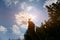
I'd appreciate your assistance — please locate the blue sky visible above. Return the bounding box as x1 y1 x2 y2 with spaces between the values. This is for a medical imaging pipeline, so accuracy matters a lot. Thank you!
0 0 57 40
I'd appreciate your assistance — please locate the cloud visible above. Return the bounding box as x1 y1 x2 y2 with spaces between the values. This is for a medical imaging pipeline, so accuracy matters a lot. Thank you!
13 11 29 35
27 6 33 11
0 25 7 33
43 0 57 8
3 0 19 7
28 0 40 2
12 24 27 34
12 24 27 40
20 2 27 10
15 11 30 25
12 25 21 35
3 0 34 11
20 2 34 11
20 34 24 40
12 12 29 39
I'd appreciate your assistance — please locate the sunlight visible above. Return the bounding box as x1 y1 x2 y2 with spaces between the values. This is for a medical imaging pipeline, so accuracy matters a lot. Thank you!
15 11 36 25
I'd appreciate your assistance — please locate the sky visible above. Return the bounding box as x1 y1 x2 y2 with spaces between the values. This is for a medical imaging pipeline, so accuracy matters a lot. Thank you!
0 0 57 40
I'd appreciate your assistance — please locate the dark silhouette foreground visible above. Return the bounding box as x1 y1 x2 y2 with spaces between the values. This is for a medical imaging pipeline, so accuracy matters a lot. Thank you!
24 19 40 40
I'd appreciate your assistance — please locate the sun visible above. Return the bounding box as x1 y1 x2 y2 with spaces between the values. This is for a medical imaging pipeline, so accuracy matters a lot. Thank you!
15 11 36 25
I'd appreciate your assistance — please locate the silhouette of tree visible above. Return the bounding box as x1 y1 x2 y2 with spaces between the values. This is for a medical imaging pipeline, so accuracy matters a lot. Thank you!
45 1 60 40
24 18 40 40
37 1 60 40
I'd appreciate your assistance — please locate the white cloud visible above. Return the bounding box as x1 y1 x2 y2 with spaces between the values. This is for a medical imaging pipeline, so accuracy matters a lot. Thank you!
20 2 27 10
12 24 27 34
27 6 33 11
3 0 34 11
0 25 7 33
12 24 27 40
15 11 29 25
28 0 40 2
20 2 34 11
43 0 57 8
3 0 19 7
12 25 21 35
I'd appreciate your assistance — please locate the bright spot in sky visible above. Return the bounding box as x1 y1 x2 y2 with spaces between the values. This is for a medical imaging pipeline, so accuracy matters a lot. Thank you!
15 11 36 26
